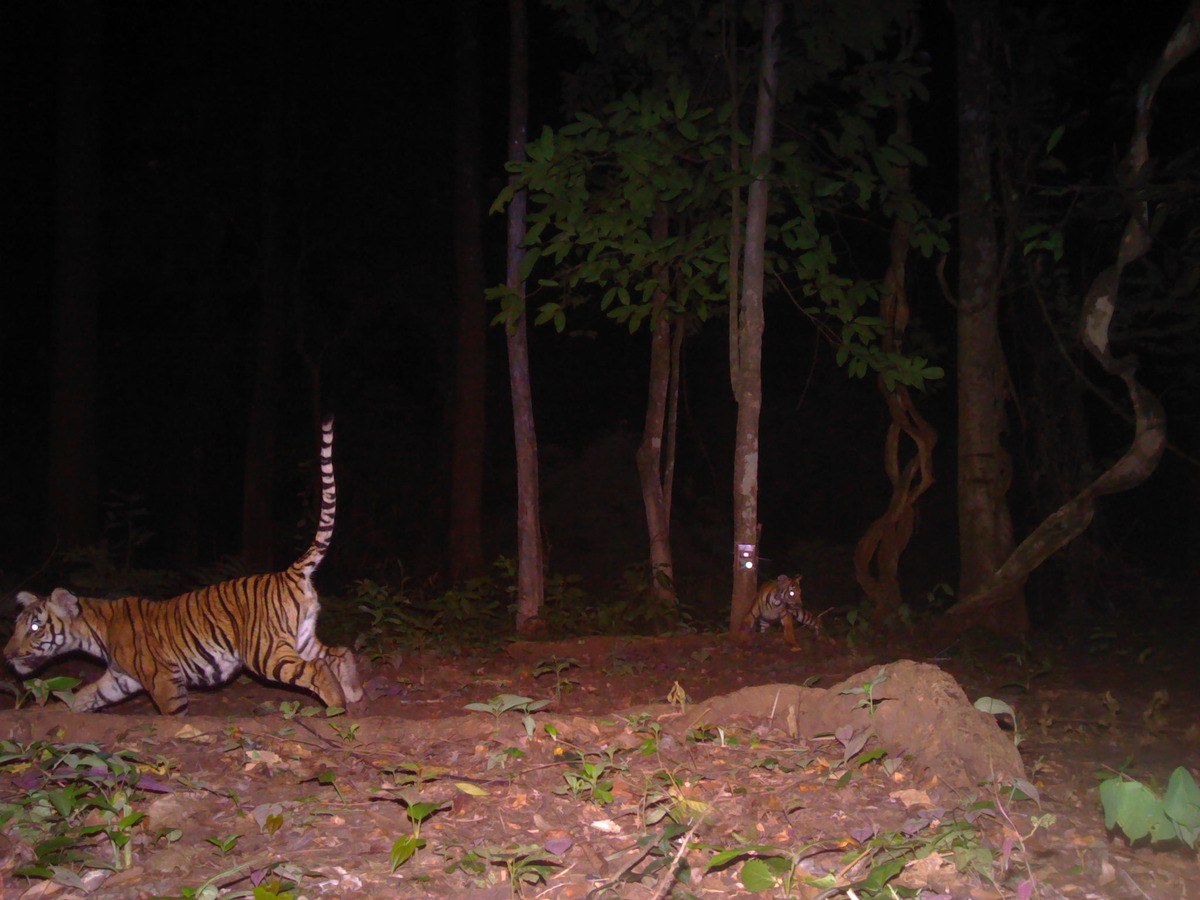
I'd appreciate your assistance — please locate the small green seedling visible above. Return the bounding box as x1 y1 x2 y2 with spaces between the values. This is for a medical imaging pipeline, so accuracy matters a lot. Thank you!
206 834 241 856
559 761 614 804
464 694 550 736
389 799 450 872
840 668 889 716
532 657 581 699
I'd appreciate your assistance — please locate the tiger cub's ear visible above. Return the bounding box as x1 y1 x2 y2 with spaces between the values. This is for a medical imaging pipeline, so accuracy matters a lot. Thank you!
47 588 82 616
775 575 791 588
15 591 41 609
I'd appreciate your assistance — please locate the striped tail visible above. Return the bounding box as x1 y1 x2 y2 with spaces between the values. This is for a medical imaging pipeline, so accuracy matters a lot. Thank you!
291 416 336 579
793 607 823 636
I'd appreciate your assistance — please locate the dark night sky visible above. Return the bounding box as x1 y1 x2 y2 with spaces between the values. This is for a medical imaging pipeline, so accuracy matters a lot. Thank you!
3 1 1198 609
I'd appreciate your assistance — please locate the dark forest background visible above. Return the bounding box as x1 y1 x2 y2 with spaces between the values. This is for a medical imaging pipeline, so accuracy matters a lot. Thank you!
3 0 1199 628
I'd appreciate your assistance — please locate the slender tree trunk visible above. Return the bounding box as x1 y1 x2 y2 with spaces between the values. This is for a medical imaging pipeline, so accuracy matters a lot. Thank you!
449 0 487 580
506 0 544 632
954 0 1024 632
48 0 102 551
729 0 781 631
635 204 678 605
941 0 1194 628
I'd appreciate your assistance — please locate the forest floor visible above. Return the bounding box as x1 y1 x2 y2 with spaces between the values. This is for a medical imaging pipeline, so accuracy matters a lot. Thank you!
0 619 1198 900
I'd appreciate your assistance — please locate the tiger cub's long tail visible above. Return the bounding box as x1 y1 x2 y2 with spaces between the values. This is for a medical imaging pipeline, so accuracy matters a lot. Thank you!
290 416 337 581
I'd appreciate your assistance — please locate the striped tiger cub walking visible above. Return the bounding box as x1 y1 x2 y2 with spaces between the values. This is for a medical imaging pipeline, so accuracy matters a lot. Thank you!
4 417 363 715
739 574 821 648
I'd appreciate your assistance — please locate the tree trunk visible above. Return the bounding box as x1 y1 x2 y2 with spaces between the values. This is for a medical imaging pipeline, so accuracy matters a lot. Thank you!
635 204 679 605
729 0 781 631
48 0 102 551
954 0 1024 633
506 0 544 633
941 0 1195 628
449 0 488 581
854 95 938 621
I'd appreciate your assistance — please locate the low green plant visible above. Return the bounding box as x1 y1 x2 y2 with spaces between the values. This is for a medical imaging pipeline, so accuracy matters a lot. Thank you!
704 842 814 895
277 700 322 720
206 833 241 856
2 675 82 710
626 714 664 755
389 798 450 872
685 723 728 745
443 842 563 898
558 760 615 804
1099 766 1200 849
839 667 889 717
974 696 1023 747
148 861 303 900
329 721 361 743
464 694 550 736
831 725 888 780
349 575 434 657
586 562 691 634
532 656 580 699
639 769 711 827
252 802 286 836
0 740 166 886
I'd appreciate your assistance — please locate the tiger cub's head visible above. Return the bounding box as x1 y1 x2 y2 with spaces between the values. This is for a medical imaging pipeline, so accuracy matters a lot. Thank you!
767 574 801 608
5 589 86 675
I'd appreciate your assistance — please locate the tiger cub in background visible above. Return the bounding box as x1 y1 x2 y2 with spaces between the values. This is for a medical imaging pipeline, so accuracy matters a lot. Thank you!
4 417 363 715
739 574 821 648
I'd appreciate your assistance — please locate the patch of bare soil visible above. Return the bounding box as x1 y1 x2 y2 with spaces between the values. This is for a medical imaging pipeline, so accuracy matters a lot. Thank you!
1 629 1198 899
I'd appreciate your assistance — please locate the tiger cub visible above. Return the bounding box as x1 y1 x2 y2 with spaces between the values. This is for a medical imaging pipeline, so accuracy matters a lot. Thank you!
739 574 821 647
4 417 363 715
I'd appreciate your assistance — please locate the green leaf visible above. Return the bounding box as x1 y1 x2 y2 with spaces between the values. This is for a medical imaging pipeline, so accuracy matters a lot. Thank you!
406 802 444 824
1100 777 1176 842
533 302 561 328
853 856 906 892
1005 777 1041 805
390 835 425 871
517 247 540 283
454 780 490 797
974 697 1015 718
1163 767 1200 847
704 845 782 871
739 857 780 891
39 676 82 692
34 835 80 858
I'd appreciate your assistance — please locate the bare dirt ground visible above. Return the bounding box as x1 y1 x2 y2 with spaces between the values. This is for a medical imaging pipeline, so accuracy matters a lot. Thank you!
1 624 1198 899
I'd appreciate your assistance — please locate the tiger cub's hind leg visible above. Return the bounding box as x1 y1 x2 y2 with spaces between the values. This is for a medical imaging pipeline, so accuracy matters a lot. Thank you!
324 644 363 704
144 669 191 715
254 649 351 710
